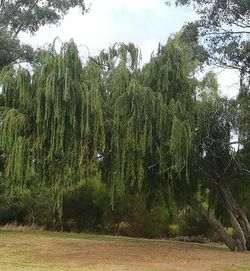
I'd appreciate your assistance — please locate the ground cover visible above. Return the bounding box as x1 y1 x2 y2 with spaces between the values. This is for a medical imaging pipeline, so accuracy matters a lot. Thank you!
0 230 249 271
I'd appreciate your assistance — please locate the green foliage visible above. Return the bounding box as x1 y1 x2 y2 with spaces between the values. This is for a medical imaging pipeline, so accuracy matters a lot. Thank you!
167 0 250 87
1 109 28 152
146 206 170 238
107 195 170 238
0 184 55 227
0 0 87 71
0 0 87 35
0 36 209 234
0 36 197 203
93 38 199 211
1 34 249 250
168 224 181 237
0 41 106 220
238 92 250 143
180 209 214 237
0 31 33 71
175 23 208 72
143 39 190 102
63 180 110 232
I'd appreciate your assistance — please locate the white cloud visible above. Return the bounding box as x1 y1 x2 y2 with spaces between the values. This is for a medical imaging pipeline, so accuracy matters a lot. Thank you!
18 1 240 96
217 68 240 98
19 0 196 62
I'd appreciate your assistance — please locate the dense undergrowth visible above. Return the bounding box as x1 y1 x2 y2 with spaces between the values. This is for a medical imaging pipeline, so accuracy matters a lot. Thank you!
0 180 220 240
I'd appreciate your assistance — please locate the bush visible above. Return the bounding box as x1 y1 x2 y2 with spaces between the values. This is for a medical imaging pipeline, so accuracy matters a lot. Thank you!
0 185 55 227
0 200 26 225
21 188 55 227
179 209 213 237
107 195 170 238
144 206 170 238
62 180 110 232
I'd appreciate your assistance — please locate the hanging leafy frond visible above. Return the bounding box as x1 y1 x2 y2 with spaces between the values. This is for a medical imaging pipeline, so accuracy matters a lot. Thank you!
169 116 193 182
142 38 190 103
1 109 29 152
5 136 31 185
0 40 106 217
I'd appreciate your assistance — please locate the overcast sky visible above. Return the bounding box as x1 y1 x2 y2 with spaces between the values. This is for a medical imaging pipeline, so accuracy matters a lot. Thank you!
19 0 239 97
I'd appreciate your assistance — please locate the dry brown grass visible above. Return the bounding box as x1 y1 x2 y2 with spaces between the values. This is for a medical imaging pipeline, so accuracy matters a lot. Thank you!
0 231 249 271
0 223 45 232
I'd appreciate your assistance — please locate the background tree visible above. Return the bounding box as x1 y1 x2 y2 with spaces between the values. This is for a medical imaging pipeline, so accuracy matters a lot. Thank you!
0 0 87 70
166 0 250 77
0 0 87 35
165 0 250 250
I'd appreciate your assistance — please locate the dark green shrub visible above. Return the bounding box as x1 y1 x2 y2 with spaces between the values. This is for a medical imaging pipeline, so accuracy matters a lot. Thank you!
21 188 55 227
62 181 110 232
107 195 170 238
144 206 170 238
179 209 213 237
0 185 55 227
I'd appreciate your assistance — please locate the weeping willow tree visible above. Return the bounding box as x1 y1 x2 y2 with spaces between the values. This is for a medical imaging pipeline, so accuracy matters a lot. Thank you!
99 37 250 252
93 43 168 206
0 40 105 224
90 40 208 244
1 36 249 251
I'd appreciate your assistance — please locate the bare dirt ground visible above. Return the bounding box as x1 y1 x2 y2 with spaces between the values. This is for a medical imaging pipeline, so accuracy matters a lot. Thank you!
0 232 250 271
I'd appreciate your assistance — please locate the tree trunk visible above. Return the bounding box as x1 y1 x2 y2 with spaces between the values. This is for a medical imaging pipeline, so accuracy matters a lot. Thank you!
228 211 246 251
190 199 238 251
218 179 250 250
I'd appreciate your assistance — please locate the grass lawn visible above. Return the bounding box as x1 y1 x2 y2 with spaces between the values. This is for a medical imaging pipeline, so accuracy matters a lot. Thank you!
0 230 249 271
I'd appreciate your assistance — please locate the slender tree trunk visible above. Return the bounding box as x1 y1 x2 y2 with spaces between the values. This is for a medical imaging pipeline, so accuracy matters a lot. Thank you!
190 199 238 251
228 211 246 251
218 179 250 250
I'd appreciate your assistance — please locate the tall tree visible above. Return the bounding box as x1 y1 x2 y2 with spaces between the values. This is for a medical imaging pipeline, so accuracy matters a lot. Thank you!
0 1 88 189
